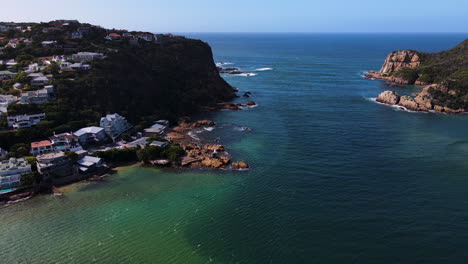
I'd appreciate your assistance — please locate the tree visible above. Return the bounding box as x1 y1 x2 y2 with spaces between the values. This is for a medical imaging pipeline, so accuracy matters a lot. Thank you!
20 172 42 186
65 151 79 161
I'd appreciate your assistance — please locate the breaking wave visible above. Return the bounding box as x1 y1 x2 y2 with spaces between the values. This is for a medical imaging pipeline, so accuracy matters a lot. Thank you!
255 67 273 71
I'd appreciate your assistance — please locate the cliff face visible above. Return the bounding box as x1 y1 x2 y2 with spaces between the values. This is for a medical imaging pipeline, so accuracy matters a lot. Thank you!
368 39 468 113
55 38 236 122
378 50 421 74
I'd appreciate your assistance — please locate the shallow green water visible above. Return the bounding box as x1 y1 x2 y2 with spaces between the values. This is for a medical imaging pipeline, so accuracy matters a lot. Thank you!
2 33 468 263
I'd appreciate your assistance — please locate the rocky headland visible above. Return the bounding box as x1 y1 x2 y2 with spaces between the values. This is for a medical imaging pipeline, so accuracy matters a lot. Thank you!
167 120 249 169
367 39 468 113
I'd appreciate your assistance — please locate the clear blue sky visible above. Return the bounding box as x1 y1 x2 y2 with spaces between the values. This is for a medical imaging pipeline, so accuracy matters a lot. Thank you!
2 0 467 33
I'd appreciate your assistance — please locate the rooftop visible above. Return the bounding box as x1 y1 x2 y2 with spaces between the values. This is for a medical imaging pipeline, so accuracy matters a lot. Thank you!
74 126 104 137
31 140 52 148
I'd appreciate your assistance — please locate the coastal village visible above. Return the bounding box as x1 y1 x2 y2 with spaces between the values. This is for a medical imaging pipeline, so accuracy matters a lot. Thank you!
0 20 250 202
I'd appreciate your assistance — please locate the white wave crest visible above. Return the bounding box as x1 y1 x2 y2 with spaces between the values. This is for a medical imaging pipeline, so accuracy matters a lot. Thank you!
203 126 215 131
365 97 427 114
255 67 273 71
232 73 257 77
216 62 234 67
187 131 200 140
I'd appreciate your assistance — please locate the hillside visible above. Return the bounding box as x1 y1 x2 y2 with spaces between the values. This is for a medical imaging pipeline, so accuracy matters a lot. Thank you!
0 21 235 149
367 39 468 112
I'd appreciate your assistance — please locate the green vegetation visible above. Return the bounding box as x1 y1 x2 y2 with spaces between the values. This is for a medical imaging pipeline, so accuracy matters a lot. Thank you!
0 21 234 152
20 172 42 186
392 39 468 109
95 142 185 164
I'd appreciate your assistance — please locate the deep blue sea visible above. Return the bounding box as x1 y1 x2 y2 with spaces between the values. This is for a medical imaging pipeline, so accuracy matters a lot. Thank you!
1 33 468 263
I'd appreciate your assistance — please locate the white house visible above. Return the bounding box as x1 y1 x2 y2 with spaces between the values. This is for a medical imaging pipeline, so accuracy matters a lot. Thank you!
0 158 32 189
20 86 53 104
138 33 153 42
41 40 58 47
7 113 46 129
73 126 107 145
12 83 24 89
31 76 50 86
72 52 104 62
0 94 18 112
52 55 70 63
77 155 104 174
69 63 91 71
99 113 132 141
49 132 83 152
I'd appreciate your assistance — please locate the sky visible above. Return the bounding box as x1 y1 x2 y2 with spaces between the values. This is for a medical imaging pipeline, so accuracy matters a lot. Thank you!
1 0 467 33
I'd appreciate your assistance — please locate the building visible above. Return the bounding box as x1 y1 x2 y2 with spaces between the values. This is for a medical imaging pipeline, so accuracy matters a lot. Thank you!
0 158 31 189
138 33 153 42
69 63 91 71
0 70 17 80
143 120 169 137
100 113 132 141
0 94 18 112
150 140 168 148
20 87 53 104
52 55 70 63
49 132 83 152
41 40 58 47
7 113 46 129
31 76 50 86
0 148 8 159
30 140 54 156
71 31 83 39
72 52 104 62
73 126 107 145
105 33 121 41
77 155 104 174
36 151 73 178
12 83 24 89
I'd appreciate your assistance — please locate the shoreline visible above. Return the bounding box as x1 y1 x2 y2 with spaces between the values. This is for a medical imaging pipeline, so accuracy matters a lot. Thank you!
365 71 466 114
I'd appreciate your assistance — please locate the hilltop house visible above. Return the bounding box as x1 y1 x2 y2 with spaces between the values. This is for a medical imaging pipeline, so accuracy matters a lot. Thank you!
0 158 32 189
106 33 121 41
73 126 107 146
71 31 83 39
138 33 153 42
99 113 132 141
7 113 46 129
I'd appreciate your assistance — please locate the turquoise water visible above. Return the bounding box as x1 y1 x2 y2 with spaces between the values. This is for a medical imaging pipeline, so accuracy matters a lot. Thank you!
1 33 468 263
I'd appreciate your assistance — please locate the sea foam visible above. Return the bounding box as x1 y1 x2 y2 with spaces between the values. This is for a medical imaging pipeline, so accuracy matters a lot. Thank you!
255 67 273 71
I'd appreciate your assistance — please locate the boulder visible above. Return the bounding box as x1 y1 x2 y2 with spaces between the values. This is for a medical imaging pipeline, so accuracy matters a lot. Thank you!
376 90 400 105
201 157 224 168
192 120 216 127
232 161 249 169
246 101 256 106
398 96 419 111
204 144 225 152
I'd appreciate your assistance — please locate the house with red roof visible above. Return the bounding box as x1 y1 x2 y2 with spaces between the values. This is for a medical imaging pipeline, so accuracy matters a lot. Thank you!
31 140 54 156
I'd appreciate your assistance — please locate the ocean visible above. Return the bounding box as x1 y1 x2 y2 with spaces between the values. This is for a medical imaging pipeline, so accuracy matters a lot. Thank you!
1 33 468 263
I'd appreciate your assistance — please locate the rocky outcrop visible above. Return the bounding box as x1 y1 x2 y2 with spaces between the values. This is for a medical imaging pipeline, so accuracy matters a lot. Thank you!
375 86 465 113
379 50 421 74
232 161 249 169
398 96 419 111
376 90 400 105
